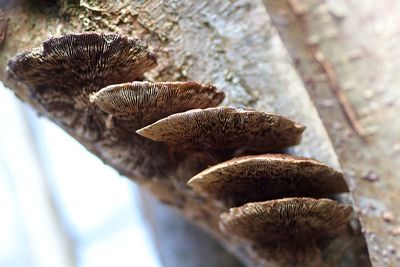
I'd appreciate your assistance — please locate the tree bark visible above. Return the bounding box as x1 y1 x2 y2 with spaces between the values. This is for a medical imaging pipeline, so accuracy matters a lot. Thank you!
262 1 400 266
1 0 371 266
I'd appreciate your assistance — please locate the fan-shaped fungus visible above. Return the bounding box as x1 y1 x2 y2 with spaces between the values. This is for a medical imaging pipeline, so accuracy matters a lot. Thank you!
137 107 305 153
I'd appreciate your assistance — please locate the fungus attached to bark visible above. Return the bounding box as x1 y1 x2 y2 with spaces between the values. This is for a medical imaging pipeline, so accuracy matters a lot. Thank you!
90 81 224 127
220 197 352 242
7 32 157 140
136 107 305 153
5 32 358 267
187 154 349 206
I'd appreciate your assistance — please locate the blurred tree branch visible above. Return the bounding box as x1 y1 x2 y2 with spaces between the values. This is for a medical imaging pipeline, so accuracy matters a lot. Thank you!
262 1 400 266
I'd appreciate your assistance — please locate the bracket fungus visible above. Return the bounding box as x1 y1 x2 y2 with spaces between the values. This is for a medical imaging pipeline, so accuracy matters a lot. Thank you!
137 107 306 153
6 32 356 267
7 32 157 140
4 32 226 180
90 81 225 127
188 154 349 206
220 197 352 242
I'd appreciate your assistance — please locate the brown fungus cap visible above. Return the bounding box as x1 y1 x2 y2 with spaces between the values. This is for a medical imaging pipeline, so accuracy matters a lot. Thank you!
90 81 224 127
7 32 156 140
220 197 352 242
188 154 349 206
136 107 305 152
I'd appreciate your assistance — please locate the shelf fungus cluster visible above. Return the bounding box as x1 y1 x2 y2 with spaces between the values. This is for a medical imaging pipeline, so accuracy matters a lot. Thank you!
7 33 352 266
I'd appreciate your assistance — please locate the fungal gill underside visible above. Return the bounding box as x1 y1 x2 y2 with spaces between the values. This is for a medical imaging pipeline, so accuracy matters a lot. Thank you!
6 32 354 267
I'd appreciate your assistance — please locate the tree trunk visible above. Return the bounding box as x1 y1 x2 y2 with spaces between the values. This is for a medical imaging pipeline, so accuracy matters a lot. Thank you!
1 0 373 266
262 1 400 266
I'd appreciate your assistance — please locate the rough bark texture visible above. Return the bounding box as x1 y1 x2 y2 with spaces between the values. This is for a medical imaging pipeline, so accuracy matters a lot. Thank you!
1 0 371 266
262 1 400 266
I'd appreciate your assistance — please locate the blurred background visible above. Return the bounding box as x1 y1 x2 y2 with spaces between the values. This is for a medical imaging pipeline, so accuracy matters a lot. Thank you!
0 81 163 267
